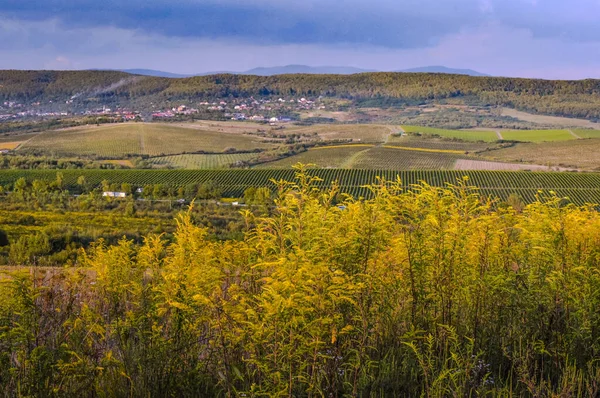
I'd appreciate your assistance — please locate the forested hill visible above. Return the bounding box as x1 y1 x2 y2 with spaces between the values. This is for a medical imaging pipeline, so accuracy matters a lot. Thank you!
2 70 600 119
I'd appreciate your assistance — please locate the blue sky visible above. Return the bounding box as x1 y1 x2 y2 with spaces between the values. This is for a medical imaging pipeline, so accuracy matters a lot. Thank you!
0 0 599 79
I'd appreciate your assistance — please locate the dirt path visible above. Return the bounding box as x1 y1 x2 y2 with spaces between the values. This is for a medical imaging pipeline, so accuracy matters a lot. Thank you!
139 124 147 154
568 129 581 139
495 130 503 140
340 147 373 168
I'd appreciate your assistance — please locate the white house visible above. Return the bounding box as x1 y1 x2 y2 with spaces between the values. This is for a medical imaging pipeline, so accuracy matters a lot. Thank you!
103 192 127 198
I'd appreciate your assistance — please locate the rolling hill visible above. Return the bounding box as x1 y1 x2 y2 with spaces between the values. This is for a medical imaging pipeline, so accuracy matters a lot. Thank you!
3 70 600 119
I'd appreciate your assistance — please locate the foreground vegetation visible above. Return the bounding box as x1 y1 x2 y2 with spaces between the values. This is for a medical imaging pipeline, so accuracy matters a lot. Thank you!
1 168 600 396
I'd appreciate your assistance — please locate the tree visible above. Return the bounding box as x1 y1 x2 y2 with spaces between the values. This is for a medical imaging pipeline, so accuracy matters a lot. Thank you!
0 229 8 247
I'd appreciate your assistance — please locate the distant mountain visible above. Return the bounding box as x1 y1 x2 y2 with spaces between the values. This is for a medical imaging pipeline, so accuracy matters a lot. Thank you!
114 65 488 78
114 69 193 78
115 65 375 77
396 66 489 77
242 65 375 76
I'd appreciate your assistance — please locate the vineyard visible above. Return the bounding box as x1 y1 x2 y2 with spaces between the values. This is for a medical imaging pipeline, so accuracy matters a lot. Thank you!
147 153 257 169
385 136 496 152
487 138 600 171
18 123 274 157
401 125 498 142
350 147 461 169
2 168 600 204
262 145 373 168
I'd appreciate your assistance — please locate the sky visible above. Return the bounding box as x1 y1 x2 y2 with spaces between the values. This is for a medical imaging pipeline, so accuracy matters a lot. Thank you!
0 0 599 79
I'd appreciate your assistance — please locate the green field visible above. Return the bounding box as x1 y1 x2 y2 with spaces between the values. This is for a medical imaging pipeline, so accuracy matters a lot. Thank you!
2 169 600 204
574 129 600 139
147 153 257 169
401 126 498 142
501 129 574 142
19 123 274 157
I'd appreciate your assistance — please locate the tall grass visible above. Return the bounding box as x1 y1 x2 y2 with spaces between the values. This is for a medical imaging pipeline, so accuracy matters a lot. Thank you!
1 166 600 396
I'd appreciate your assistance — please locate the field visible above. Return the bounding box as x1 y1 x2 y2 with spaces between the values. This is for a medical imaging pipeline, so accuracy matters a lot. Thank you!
18 123 274 157
574 129 600 138
486 139 600 170
2 169 600 204
454 159 566 171
502 107 600 129
283 124 392 142
500 129 574 142
401 125 498 142
262 145 463 169
262 145 373 168
350 147 461 169
386 135 497 152
0 141 22 150
147 153 257 169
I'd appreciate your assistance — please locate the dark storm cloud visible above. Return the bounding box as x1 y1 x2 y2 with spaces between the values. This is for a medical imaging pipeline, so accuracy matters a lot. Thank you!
0 0 485 48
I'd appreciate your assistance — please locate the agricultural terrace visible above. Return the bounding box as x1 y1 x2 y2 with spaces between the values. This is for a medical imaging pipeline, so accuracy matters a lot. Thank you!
18 123 275 157
500 129 574 142
2 169 600 205
401 125 498 142
147 153 257 169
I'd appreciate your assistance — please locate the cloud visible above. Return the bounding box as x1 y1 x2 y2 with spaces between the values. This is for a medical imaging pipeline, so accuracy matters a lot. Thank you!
1 0 600 79
0 0 486 49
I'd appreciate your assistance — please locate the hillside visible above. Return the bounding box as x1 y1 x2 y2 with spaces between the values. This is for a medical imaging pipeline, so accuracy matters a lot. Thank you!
2 70 600 118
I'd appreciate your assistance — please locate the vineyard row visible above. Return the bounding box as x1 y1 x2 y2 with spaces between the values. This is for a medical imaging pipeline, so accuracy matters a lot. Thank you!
1 169 599 204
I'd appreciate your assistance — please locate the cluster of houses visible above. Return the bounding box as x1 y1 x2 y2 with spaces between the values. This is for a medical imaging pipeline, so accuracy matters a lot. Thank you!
0 95 328 124
152 96 325 122
152 105 199 119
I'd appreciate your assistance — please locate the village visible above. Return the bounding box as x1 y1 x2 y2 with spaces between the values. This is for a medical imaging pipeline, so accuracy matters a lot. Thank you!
1 95 327 124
